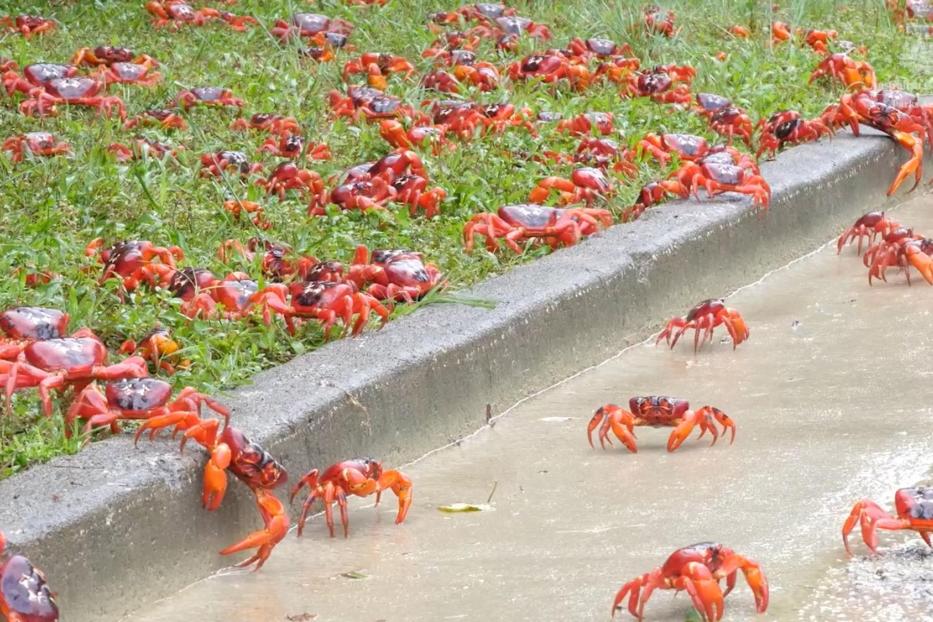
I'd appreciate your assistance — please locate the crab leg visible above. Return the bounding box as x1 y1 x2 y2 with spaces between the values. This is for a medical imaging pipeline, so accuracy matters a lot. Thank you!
886 130 924 195
715 553 769 613
676 562 725 622
842 499 911 554
611 570 654 619
220 489 289 571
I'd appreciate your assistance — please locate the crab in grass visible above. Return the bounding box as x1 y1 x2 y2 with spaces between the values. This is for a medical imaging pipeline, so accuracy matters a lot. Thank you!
821 89 927 195
138 413 289 570
657 299 749 352
422 62 500 93
66 378 226 437
348 246 444 302
694 93 755 146
837 211 900 255
145 1 256 30
200 150 263 178
809 53 876 90
863 228 933 285
643 5 677 36
231 113 302 136
95 59 162 87
528 167 614 207
2 63 77 97
260 133 331 161
257 162 327 205
637 132 711 166
2 132 70 163
108 138 177 162
756 110 832 158
612 542 768 622
223 199 271 230
180 272 260 320
251 280 391 336
71 46 151 67
20 77 126 119
379 119 451 153
0 14 56 37
86 239 184 292
557 112 615 137
588 396 735 454
323 177 396 215
290 458 412 538
174 86 243 110
328 86 415 122
802 29 837 54
119 326 186 375
270 13 353 42
464 204 613 254
622 65 695 105
508 53 591 90
0 307 71 361
124 108 187 131
843 487 933 554
564 37 634 62
218 238 321 282
481 15 553 47
771 20 792 43
343 53 416 90
0 531 59 622
0 333 148 417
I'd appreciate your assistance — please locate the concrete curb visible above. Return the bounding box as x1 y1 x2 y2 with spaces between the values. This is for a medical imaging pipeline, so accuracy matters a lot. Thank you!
0 128 925 621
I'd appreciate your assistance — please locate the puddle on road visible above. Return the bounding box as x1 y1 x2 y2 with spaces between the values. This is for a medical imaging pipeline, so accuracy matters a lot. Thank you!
126 194 933 622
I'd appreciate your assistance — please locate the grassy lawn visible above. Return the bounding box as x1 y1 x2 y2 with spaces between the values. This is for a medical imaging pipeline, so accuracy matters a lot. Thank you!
0 0 928 478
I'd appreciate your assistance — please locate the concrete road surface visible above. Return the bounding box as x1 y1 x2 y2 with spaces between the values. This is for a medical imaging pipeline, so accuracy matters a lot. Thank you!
127 193 933 622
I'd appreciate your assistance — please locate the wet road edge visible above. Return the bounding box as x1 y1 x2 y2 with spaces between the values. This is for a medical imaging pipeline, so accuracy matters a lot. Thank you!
0 126 929 621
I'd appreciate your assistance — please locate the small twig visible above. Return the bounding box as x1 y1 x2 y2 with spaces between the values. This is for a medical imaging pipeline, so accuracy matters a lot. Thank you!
486 480 498 504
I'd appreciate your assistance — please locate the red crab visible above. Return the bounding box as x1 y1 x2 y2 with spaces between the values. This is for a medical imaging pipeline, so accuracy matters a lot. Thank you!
251 281 391 336
671 149 771 209
836 211 900 255
557 112 615 137
65 378 226 437
0 334 148 417
508 53 591 90
223 200 271 230
324 177 396 215
290 458 412 538
71 46 150 67
95 59 162 87
637 132 711 165
809 53 876 90
464 203 613 254
424 99 488 138
200 150 263 177
622 65 695 105
0 532 59 622
656 299 749 351
643 5 677 36
771 20 792 43
328 86 415 122
145 1 256 30
270 13 353 42
0 14 56 37
0 307 70 361
119 326 186 375
872 89 933 140
348 245 444 302
108 138 177 162
257 162 327 204
138 414 289 570
2 63 77 97
231 113 302 136
124 108 188 131
343 53 416 90
863 229 933 285
218 238 320 282
843 487 933 554
20 77 126 119
528 167 614 206
86 239 184 292
803 29 837 54
694 93 755 146
423 59 500 93
587 396 735 453
180 272 260 320
2 132 70 163
260 133 332 161
565 36 633 61
379 119 451 153
756 110 832 158
390 174 447 218
821 89 927 195
482 15 553 48
553 137 637 176
174 86 243 110
728 24 750 37
612 542 768 622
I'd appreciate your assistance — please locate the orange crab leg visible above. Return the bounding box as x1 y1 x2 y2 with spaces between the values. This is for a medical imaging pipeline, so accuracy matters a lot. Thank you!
715 554 769 613
842 499 909 554
676 562 725 622
886 129 924 196
220 489 289 571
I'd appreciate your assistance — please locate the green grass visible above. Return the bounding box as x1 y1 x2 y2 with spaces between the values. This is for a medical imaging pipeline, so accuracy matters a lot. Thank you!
0 0 928 478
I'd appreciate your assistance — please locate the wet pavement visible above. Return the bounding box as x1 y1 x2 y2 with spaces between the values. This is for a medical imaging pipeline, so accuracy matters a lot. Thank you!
127 193 933 622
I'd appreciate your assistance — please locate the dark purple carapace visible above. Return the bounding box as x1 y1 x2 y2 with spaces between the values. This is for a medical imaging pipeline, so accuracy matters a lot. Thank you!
222 426 287 489
25 337 106 371
1 553 59 621
23 63 73 85
169 267 216 300
191 86 223 101
499 204 560 228
0 307 67 341
696 92 731 112
629 396 690 425
293 12 329 34
685 299 726 321
106 378 172 412
47 77 99 99
900 487 933 520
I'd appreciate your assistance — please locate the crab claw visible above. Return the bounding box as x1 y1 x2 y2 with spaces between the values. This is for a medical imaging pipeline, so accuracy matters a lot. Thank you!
680 561 725 622
220 489 289 571
378 469 413 524
905 242 933 285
